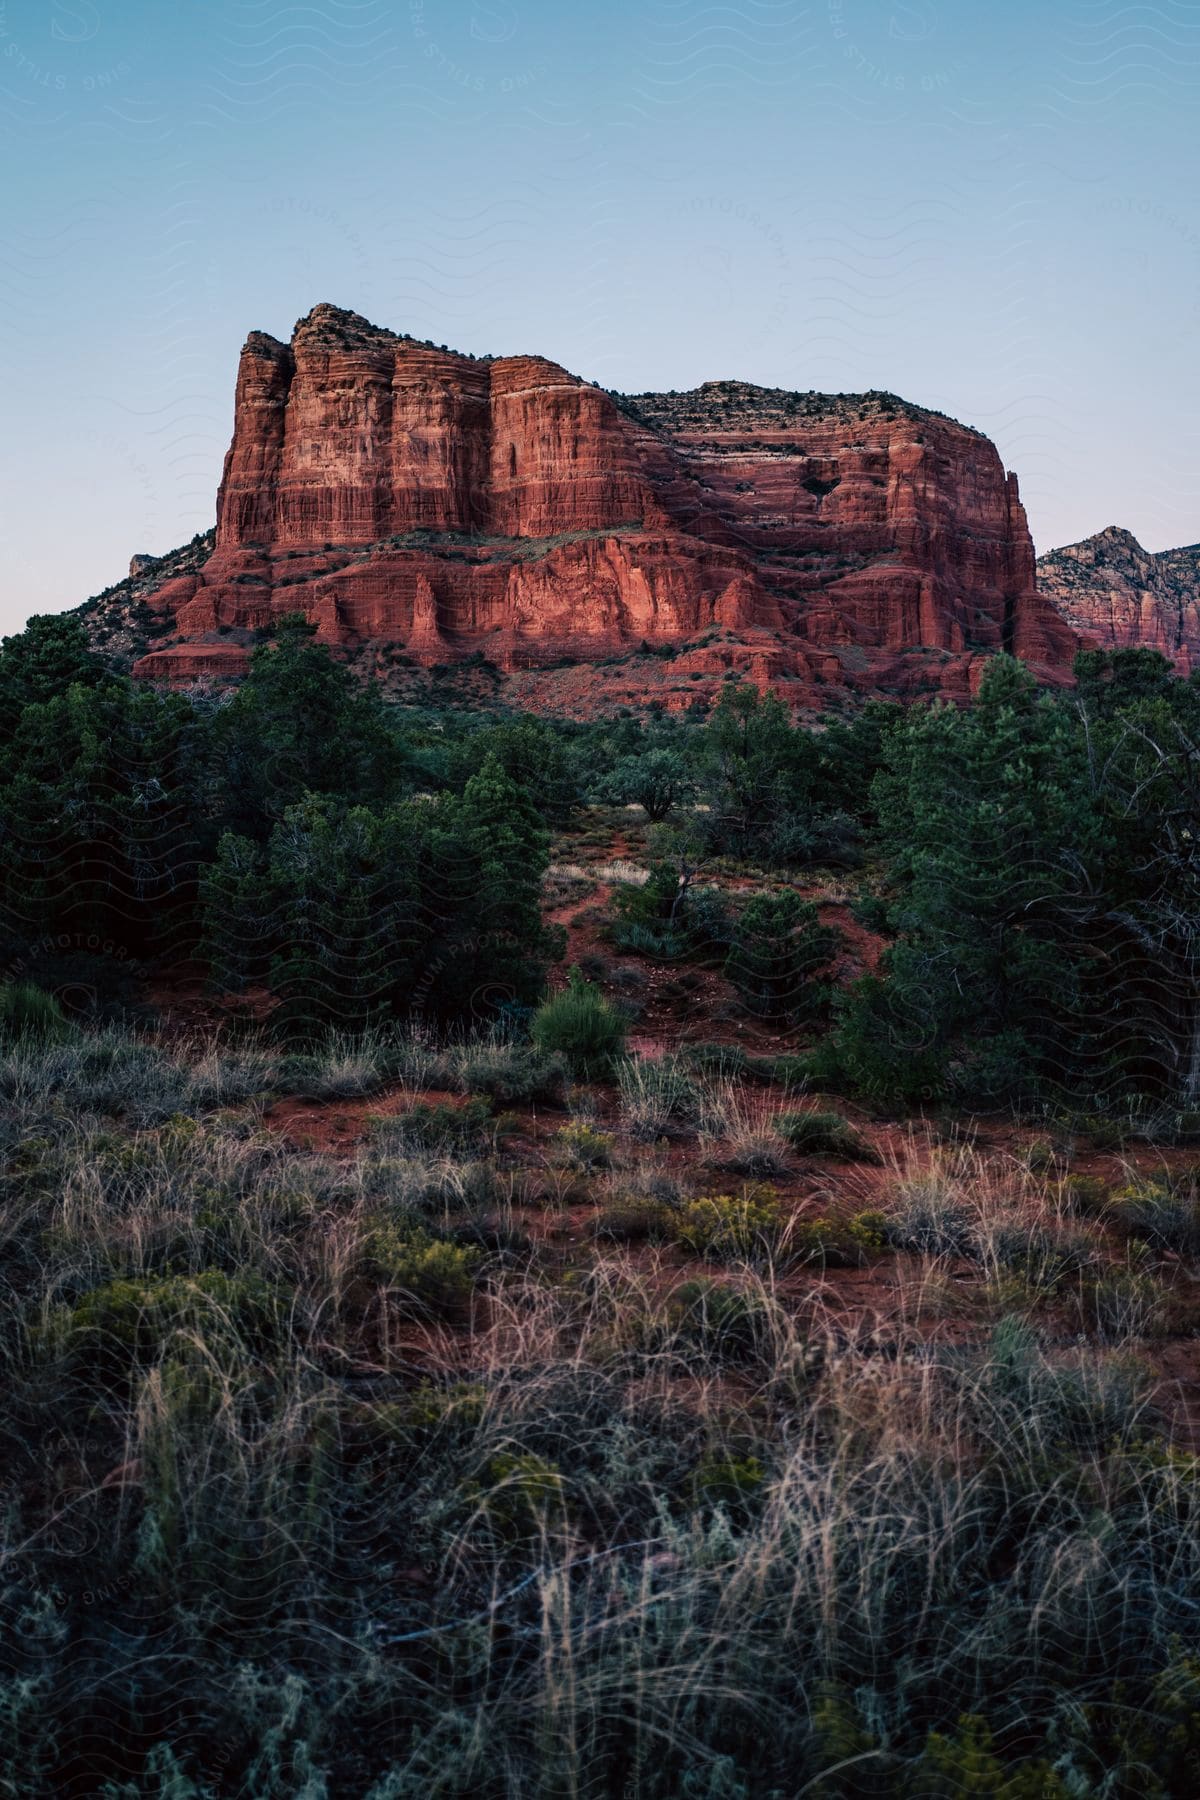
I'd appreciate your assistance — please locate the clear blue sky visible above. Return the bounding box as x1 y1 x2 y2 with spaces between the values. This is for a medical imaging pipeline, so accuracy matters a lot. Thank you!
3 0 1198 629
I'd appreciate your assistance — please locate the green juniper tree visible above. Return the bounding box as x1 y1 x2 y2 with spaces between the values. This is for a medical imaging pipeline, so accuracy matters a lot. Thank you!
209 614 405 840
726 888 840 1025
0 612 106 745
599 748 696 821
829 656 1100 1105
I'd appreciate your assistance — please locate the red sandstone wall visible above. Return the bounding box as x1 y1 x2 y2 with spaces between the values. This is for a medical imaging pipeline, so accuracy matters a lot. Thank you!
131 304 1077 698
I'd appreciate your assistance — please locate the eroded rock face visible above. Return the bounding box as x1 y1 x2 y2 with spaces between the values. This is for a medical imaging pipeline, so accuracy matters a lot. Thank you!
1036 526 1200 675
127 303 1076 705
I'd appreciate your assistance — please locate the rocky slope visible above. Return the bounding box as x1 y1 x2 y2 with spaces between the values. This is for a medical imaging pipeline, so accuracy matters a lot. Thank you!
107 302 1076 709
1036 527 1200 675
79 531 216 669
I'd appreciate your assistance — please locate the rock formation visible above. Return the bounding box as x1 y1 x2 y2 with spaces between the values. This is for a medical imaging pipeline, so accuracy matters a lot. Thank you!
1036 526 1200 675
116 302 1077 708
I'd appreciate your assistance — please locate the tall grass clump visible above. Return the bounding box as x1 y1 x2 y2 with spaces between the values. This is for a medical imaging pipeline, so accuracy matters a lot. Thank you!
449 1027 567 1105
616 1053 703 1139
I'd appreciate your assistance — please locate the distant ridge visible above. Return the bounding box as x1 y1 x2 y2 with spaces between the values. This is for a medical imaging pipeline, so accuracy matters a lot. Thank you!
1036 526 1200 675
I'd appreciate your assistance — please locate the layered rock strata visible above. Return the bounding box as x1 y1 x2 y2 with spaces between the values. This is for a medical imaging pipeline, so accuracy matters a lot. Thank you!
118 303 1077 705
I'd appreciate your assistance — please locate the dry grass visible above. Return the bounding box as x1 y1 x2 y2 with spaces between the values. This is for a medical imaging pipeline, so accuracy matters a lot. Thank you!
0 1028 1195 1795
594 858 650 886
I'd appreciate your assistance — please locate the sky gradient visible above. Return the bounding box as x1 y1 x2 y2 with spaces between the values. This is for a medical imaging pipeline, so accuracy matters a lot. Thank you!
3 0 1199 631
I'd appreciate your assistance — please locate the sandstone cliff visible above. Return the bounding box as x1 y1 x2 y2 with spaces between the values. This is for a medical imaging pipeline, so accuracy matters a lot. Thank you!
1036 526 1200 675
117 303 1076 709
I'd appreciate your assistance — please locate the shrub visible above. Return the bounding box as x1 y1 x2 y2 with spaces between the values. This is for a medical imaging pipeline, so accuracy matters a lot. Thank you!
1019 1136 1061 1173
1061 1173 1111 1217
0 983 68 1042
725 890 839 1024
598 749 695 821
976 1314 1154 1450
666 1277 777 1365
1108 1178 1200 1255
778 1108 877 1161
609 918 687 960
372 1097 498 1157
787 1213 885 1267
885 1191 976 1257
1078 1250 1166 1341
767 1052 819 1089
688 1450 766 1519
59 1269 285 1387
684 1042 751 1080
531 969 626 1077
480 1451 566 1539
451 1036 567 1106
551 1122 614 1169
848 1208 888 1251
274 1030 398 1099
592 1194 677 1243
364 1224 482 1318
674 1190 783 1262
715 1126 792 1179
982 1222 1096 1294
395 1380 487 1440
906 1713 1071 1798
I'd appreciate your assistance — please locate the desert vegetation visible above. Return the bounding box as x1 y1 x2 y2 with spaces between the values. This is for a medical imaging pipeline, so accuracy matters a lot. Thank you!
2 616 1200 1793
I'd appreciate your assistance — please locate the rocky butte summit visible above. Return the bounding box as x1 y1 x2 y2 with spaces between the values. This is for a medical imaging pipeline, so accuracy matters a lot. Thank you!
95 303 1082 711
1036 526 1200 676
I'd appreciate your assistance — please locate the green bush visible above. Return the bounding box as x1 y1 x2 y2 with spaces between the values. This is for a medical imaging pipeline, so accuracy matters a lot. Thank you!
372 1096 498 1157
788 1213 885 1267
479 1451 566 1539
726 890 839 1024
551 1121 614 1169
1108 1178 1200 1254
778 1108 877 1160
364 1224 482 1318
395 1380 488 1440
609 917 687 960
1061 1173 1111 1216
0 982 68 1042
616 1054 703 1139
531 968 627 1077
904 1713 1071 1798
452 1036 567 1105
592 1193 678 1243
688 1450 766 1519
666 1277 777 1365
60 1269 285 1387
674 1190 783 1262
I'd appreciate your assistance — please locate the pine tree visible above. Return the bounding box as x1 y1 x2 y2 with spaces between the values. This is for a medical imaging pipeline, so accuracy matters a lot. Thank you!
832 656 1099 1104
